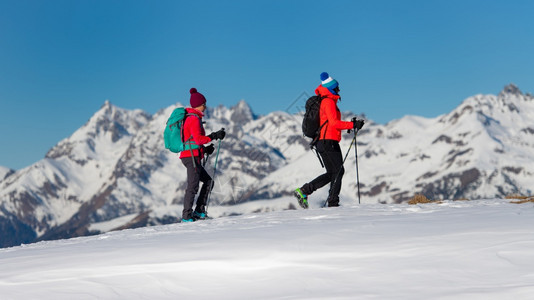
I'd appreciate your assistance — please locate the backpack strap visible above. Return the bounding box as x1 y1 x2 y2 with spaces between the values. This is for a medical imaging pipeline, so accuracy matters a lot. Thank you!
181 113 203 170
310 95 330 168
312 146 325 168
182 135 197 170
310 95 329 147
310 120 328 147
180 113 201 143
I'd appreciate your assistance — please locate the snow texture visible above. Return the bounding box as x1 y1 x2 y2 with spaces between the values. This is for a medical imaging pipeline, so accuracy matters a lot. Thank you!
1 198 533 299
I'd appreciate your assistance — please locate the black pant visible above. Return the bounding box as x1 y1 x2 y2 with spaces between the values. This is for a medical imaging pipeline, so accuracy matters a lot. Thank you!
301 140 344 207
181 157 213 219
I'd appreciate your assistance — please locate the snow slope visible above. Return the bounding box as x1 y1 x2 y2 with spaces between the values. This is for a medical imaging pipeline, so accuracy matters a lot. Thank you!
1 198 533 300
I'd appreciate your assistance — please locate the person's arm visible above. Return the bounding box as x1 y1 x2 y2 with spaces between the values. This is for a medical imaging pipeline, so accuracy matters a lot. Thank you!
189 117 212 146
323 99 353 130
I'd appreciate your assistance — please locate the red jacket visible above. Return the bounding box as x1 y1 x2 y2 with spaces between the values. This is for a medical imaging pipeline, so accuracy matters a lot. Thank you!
315 85 354 142
179 108 212 159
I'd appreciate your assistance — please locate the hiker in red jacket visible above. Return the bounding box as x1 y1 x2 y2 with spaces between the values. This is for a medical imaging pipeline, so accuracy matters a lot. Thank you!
294 72 364 208
180 88 225 222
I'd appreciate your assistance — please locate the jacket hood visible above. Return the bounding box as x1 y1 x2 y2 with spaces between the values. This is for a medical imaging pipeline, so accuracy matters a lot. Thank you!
186 107 204 117
315 85 340 102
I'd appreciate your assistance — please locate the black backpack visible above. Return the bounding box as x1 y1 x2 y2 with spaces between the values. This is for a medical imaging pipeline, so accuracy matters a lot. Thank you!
302 95 327 141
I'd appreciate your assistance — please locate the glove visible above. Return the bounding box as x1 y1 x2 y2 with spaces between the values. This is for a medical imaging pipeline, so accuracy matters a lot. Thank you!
204 144 215 155
352 117 365 130
208 128 226 141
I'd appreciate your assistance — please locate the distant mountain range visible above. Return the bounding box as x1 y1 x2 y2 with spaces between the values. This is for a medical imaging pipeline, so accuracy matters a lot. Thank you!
1 84 533 248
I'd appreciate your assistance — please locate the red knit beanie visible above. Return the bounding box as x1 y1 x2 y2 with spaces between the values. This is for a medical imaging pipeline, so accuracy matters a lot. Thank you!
190 88 206 108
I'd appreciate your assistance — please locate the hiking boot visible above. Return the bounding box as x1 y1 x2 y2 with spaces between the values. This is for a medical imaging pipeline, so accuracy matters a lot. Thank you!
294 188 309 209
193 211 207 220
327 197 340 207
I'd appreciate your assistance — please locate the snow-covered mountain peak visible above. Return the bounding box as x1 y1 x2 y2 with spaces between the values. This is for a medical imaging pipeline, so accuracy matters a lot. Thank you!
92 100 124 125
46 101 151 161
0 166 14 180
230 99 256 124
440 84 534 128
89 101 151 141
499 83 523 98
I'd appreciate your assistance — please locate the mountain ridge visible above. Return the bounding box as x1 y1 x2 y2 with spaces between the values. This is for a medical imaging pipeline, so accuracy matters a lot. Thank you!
1 84 533 248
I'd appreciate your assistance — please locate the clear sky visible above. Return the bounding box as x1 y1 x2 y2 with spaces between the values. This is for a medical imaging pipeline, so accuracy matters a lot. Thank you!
1 0 533 170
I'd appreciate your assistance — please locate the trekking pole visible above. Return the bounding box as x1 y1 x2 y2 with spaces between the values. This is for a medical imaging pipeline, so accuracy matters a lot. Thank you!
354 129 361 204
322 131 357 208
205 137 222 214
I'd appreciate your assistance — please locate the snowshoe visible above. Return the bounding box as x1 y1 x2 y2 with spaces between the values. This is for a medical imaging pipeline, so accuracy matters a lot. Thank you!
294 188 309 209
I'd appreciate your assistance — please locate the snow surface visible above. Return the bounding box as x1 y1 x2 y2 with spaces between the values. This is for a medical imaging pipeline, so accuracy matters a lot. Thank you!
1 198 533 299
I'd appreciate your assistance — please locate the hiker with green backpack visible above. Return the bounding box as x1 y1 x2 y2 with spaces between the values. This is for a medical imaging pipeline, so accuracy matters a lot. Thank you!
164 88 225 222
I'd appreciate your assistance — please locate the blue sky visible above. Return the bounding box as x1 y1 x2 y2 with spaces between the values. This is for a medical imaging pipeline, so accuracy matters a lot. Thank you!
1 0 533 170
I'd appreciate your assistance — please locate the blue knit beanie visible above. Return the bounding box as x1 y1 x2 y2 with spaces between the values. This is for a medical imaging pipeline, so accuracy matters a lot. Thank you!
320 72 339 94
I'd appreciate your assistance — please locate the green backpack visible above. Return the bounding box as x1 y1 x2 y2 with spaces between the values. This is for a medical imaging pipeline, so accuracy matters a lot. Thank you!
163 107 200 153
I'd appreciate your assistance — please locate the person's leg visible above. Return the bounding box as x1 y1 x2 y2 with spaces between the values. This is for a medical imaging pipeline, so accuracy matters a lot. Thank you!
300 141 335 196
325 142 344 207
181 157 200 220
195 166 213 214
